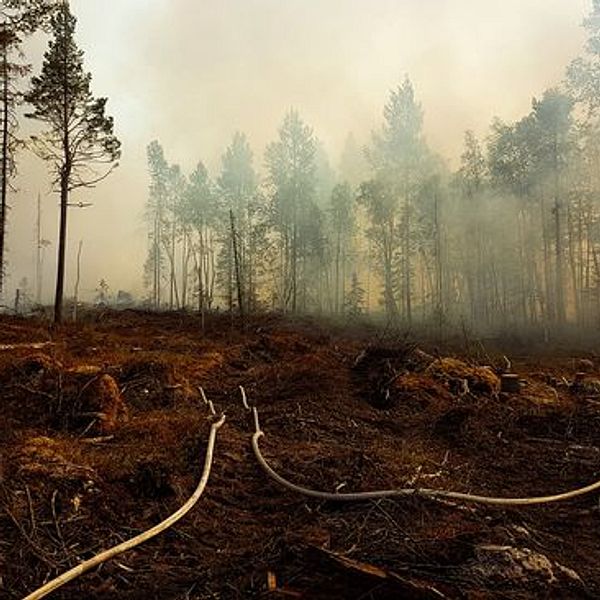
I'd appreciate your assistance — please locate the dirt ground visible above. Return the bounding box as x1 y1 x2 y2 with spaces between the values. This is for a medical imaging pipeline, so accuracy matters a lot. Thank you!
1 310 600 599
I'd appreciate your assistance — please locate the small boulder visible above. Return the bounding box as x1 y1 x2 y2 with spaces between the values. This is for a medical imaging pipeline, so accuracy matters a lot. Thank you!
472 544 582 590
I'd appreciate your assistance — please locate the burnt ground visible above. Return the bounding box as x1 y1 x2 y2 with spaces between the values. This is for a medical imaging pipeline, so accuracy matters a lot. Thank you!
1 310 600 599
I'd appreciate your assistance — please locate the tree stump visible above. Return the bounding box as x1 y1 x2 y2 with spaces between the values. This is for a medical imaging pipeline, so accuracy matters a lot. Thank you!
501 374 521 394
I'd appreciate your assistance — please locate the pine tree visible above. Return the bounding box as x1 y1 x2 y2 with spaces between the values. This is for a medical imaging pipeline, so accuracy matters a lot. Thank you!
567 2 600 118
25 3 120 323
329 182 354 313
144 141 169 308
0 25 21 296
183 160 218 313
0 0 53 296
458 131 486 198
455 131 488 326
265 110 317 312
531 90 574 326
357 178 400 322
217 132 256 311
363 77 430 325
345 272 366 319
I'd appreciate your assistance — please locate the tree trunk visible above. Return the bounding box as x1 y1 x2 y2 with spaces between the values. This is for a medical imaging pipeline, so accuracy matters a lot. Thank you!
403 193 412 324
36 193 42 304
335 227 341 314
554 197 566 325
382 221 399 324
541 194 554 326
0 26 8 296
54 175 69 324
434 187 443 332
567 204 580 324
291 222 298 313
181 229 187 309
553 132 566 327
230 209 244 323
169 220 175 309
154 214 161 308
72 240 82 322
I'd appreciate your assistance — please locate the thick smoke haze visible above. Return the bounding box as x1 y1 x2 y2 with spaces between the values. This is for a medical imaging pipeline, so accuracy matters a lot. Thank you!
7 0 589 304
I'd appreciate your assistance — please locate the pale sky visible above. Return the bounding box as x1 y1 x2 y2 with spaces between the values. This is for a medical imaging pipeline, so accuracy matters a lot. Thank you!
7 0 592 303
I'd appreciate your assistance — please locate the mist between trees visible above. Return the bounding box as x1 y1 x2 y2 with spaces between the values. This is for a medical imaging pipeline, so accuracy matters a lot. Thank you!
4 2 600 337
143 6 600 339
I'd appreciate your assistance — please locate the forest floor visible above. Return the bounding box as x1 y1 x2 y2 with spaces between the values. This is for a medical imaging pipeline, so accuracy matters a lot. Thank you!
2 310 600 599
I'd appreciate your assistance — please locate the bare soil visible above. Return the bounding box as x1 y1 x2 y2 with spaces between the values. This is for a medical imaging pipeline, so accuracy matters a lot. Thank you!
1 310 600 599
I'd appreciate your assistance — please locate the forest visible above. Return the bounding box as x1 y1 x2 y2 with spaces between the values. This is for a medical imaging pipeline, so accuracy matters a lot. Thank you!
4 2 600 600
138 7 600 339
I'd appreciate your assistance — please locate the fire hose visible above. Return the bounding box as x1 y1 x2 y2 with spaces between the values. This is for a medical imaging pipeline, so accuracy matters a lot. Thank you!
23 408 225 600
246 393 600 506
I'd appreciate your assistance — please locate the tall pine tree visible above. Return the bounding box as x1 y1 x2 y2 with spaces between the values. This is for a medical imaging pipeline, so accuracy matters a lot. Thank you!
25 2 120 323
265 110 317 312
366 77 429 324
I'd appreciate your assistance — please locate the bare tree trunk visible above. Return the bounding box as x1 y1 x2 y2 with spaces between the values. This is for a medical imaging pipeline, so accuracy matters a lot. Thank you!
0 25 9 297
382 220 399 325
230 209 244 324
553 132 566 327
341 246 347 314
192 229 205 332
226 239 233 313
72 240 82 322
554 197 566 326
403 192 412 325
169 220 175 309
181 229 187 309
366 239 371 314
334 227 341 314
164 241 180 310
434 187 443 332
576 197 585 326
54 172 69 324
567 204 580 324
590 239 600 326
291 223 298 313
247 223 255 313
584 209 592 325
541 194 554 326
36 193 42 304
153 219 157 308
206 229 216 309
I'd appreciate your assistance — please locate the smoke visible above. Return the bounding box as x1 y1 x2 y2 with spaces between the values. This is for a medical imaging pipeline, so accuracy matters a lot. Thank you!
7 0 587 304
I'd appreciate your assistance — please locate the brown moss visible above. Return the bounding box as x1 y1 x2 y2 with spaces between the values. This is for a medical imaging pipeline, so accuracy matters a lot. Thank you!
427 357 500 395
80 374 129 433
13 436 96 483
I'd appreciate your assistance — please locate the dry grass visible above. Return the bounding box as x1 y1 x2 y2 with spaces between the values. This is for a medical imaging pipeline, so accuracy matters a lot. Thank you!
0 310 599 599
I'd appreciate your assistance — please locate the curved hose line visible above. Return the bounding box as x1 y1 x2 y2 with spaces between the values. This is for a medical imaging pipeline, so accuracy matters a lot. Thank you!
240 386 250 411
198 387 216 416
251 408 600 506
23 414 226 600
